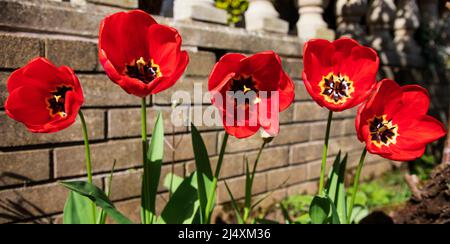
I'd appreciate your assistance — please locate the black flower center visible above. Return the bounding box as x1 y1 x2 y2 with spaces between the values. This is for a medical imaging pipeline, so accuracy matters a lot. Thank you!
368 115 399 148
125 57 162 84
229 75 261 105
47 85 73 118
319 72 354 104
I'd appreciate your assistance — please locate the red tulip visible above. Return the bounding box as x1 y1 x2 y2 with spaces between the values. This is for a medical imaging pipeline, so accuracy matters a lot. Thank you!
356 79 447 161
208 51 295 138
5 58 84 133
303 38 379 112
98 10 189 97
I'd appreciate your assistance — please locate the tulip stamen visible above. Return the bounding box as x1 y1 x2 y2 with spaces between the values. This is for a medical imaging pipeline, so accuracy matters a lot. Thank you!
368 115 399 148
47 85 73 118
319 72 355 105
126 57 162 84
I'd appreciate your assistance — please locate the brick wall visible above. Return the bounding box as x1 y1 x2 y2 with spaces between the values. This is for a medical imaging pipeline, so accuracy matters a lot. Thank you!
0 0 399 224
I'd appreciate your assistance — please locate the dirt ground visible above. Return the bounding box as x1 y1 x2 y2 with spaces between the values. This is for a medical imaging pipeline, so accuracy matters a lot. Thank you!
392 163 450 224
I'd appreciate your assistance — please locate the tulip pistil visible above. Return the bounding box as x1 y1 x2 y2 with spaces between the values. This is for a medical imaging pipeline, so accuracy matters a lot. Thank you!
319 72 355 105
47 85 73 118
368 115 398 148
126 57 162 84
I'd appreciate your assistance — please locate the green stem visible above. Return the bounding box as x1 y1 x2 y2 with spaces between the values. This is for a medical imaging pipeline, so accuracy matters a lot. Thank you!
318 110 333 195
243 141 267 223
205 133 229 224
78 110 96 223
347 148 367 223
140 98 149 224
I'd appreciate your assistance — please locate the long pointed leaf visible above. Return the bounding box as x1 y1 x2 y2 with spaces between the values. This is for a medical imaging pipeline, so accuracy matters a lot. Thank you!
190 124 214 223
325 152 348 224
244 158 252 209
335 154 348 224
160 173 200 224
63 191 94 224
142 112 164 223
97 160 117 224
309 195 331 224
60 181 133 224
224 180 244 224
164 173 184 194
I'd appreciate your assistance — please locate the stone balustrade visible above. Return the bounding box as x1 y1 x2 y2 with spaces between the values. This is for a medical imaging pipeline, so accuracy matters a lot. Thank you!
54 0 440 67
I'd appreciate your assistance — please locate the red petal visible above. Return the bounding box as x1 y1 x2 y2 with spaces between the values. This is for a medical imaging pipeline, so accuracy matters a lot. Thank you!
99 10 157 74
398 115 447 146
148 24 182 77
208 53 245 92
5 86 51 127
396 85 430 120
151 50 189 94
302 39 333 95
116 75 152 97
278 72 295 112
240 51 280 91
8 58 63 93
364 79 402 118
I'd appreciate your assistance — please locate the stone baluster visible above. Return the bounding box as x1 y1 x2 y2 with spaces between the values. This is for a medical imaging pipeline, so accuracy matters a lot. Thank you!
394 0 423 66
335 0 368 42
245 0 289 34
70 0 86 6
296 0 335 41
173 0 228 24
366 0 397 64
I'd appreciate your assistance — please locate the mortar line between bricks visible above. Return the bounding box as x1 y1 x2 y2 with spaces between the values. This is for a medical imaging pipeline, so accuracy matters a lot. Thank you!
0 26 97 40
0 132 360 154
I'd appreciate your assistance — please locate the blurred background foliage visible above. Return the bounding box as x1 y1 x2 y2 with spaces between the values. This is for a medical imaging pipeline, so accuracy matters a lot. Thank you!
215 0 249 24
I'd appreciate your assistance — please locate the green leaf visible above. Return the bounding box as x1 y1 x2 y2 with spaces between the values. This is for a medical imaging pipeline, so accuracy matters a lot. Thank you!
60 181 133 224
309 195 330 224
190 124 214 223
280 203 293 224
325 151 341 197
224 180 244 224
142 112 164 223
349 206 369 224
97 160 117 224
63 191 95 224
160 173 200 224
164 172 184 194
244 158 252 210
325 152 348 224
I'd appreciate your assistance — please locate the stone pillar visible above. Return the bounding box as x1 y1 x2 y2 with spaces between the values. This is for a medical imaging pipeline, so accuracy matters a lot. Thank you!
70 0 87 6
335 0 368 42
173 0 228 24
297 0 335 41
366 0 398 65
245 0 289 34
394 0 423 66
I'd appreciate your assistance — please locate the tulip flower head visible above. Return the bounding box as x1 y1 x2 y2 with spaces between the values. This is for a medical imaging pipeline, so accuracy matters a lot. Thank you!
98 10 189 97
5 58 84 133
356 79 447 161
208 51 295 138
302 38 379 112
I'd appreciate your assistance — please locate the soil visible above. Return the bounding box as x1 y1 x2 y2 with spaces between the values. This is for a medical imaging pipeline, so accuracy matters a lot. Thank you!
392 163 450 224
